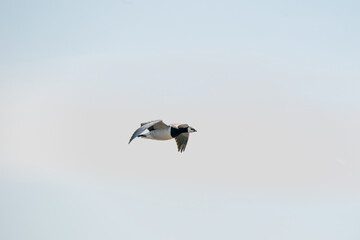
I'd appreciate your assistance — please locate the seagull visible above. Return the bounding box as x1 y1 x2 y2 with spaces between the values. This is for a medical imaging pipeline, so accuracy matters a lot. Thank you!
129 120 197 152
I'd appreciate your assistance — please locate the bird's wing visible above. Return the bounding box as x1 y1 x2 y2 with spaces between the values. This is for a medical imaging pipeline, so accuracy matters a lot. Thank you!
129 120 167 144
175 133 189 152
141 120 168 131
140 120 159 127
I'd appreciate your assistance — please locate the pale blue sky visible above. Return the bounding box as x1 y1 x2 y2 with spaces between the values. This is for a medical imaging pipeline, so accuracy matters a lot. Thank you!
1 0 359 239
1 0 359 109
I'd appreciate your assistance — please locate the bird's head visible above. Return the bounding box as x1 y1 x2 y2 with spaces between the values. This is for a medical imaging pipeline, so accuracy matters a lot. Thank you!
178 124 197 133
187 126 197 133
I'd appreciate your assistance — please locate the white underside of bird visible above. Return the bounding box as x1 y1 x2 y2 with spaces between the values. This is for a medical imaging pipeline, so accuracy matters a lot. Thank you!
141 128 173 140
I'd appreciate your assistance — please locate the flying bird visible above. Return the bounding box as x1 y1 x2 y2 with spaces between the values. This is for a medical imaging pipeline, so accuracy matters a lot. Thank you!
129 120 197 152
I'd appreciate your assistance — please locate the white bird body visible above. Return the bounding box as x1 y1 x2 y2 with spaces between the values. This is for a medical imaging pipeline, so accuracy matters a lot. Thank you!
128 120 197 152
143 128 172 140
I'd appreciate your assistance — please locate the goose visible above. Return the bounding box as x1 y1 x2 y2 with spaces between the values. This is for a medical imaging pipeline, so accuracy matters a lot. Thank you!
128 120 197 152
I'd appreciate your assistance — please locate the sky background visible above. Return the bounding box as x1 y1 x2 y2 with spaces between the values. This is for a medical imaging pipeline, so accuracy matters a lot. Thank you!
1 0 360 239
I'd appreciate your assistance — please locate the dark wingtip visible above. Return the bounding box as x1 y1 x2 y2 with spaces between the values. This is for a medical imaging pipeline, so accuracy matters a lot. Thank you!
178 147 185 153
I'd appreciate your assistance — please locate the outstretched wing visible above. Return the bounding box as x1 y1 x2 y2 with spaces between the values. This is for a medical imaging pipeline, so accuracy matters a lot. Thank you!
141 120 168 131
129 120 167 144
175 133 189 152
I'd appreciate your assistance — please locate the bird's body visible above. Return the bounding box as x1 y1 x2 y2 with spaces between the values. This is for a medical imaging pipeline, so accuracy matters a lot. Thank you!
141 128 172 140
129 120 197 152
